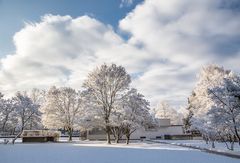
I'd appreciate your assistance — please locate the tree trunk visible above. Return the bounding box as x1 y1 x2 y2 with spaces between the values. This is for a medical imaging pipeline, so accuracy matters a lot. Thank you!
29 118 33 130
204 137 209 144
69 134 72 141
68 128 73 141
203 135 209 144
230 141 234 151
229 135 235 151
106 126 111 144
126 134 130 145
12 111 35 144
21 117 25 131
115 136 119 143
104 115 111 144
125 127 130 145
12 130 23 144
115 128 121 143
2 121 6 132
211 141 215 148
11 127 16 135
232 118 240 145
2 115 8 132
111 127 117 143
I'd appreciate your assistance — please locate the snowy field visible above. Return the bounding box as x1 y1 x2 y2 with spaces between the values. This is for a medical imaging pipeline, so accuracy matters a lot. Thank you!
0 139 239 163
156 140 240 153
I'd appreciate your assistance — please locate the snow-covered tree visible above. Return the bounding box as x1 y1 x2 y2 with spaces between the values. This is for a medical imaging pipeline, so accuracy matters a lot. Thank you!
1 90 43 136
109 110 125 143
76 90 104 139
189 65 228 147
29 88 46 105
189 64 240 149
118 88 152 144
151 101 183 125
0 93 18 134
207 71 240 146
182 97 194 134
13 92 40 131
11 92 41 144
82 63 131 144
41 86 83 141
26 88 45 130
107 88 152 144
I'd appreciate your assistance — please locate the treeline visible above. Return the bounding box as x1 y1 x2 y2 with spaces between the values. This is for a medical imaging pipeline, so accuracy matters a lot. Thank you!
0 64 155 144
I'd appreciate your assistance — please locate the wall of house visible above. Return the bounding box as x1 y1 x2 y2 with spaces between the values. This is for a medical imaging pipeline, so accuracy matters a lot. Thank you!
87 125 184 140
158 118 171 127
126 126 184 139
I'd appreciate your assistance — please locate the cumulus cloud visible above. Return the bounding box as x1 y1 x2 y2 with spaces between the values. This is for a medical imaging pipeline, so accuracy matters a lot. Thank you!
0 0 240 108
120 0 240 107
0 14 149 97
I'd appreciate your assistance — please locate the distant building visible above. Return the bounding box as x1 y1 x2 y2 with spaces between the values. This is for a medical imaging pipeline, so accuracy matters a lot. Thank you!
21 130 61 142
85 118 187 140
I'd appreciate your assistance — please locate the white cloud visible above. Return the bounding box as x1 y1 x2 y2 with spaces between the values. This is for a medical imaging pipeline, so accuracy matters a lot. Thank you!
0 14 149 97
119 0 240 107
120 0 134 8
0 0 240 108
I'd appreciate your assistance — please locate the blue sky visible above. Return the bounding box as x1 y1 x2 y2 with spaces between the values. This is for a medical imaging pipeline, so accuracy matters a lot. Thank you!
0 0 143 57
0 0 239 108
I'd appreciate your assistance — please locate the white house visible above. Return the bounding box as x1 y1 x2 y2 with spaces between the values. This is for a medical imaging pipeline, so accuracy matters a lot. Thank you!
86 118 185 140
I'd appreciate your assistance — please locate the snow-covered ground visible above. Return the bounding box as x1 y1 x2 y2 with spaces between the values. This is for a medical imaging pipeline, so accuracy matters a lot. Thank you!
156 140 240 153
0 139 239 163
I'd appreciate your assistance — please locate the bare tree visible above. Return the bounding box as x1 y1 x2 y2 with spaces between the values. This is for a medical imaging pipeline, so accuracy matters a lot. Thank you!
27 88 46 130
82 63 131 144
41 86 82 141
120 88 152 144
0 94 17 133
12 92 40 144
